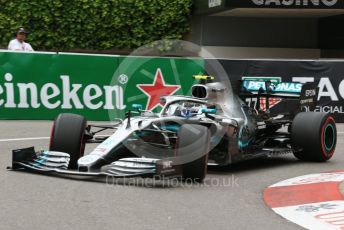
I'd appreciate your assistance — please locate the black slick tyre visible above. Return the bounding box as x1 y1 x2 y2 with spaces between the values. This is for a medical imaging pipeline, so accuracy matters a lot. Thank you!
291 112 336 162
177 124 210 183
50 113 87 169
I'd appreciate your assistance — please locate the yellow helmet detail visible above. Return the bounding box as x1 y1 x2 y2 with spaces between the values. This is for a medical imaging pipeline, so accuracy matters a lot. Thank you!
193 75 215 80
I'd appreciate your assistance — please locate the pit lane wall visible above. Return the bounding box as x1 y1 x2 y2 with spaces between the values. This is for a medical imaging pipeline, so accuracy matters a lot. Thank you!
0 51 204 120
205 59 344 122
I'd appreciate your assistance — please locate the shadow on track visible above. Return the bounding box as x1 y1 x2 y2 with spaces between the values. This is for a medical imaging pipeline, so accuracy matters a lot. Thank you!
207 156 326 175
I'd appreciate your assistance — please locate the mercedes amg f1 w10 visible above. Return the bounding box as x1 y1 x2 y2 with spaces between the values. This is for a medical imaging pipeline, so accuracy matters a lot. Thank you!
10 76 337 182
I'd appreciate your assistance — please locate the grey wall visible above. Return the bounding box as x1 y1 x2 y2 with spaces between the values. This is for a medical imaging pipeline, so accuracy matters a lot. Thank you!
194 16 319 49
319 14 344 49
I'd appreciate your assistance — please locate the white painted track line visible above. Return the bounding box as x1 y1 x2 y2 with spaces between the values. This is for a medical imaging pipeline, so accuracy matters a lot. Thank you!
0 137 50 142
0 135 109 142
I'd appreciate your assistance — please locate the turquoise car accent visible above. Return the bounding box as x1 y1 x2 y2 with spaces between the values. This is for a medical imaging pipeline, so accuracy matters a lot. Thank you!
201 108 217 114
132 104 143 110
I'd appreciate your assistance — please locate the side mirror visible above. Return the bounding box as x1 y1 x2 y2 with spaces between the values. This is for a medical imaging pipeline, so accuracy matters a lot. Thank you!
132 104 143 111
201 108 217 114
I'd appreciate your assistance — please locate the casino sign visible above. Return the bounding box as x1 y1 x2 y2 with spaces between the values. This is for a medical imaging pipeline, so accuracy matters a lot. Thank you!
194 0 344 15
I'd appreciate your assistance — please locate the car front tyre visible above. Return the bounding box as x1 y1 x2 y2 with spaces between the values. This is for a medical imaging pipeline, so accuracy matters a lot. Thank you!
50 113 87 169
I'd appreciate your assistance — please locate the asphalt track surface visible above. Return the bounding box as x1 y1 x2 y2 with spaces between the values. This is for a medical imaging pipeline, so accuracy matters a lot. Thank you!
0 121 343 230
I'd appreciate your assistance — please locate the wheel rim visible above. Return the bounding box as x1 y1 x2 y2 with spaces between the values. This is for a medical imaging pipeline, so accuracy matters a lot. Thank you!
324 123 335 152
321 116 336 158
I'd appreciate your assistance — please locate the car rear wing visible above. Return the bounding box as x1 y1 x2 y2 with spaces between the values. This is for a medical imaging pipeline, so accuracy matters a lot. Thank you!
241 80 303 97
239 80 319 112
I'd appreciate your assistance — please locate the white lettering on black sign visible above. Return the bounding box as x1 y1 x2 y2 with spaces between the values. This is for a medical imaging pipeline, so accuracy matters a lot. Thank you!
251 0 338 6
209 0 222 8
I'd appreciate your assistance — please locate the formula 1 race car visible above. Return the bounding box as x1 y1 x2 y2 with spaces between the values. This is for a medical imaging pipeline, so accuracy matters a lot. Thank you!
10 76 337 182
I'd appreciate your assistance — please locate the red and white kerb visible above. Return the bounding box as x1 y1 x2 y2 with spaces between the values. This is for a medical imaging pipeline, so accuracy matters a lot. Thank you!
264 171 344 230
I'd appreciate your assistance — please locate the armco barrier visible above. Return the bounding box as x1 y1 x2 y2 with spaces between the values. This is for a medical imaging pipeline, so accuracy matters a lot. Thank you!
2 51 344 122
0 51 204 120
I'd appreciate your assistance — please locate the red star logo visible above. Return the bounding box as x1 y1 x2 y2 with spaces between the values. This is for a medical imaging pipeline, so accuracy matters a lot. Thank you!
137 69 181 111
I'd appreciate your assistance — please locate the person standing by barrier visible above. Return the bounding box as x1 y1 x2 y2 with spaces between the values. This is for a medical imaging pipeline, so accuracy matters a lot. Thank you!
8 27 34 51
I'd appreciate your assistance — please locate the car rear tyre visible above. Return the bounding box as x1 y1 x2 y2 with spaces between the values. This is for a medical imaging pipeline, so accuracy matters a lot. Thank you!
177 124 210 183
50 113 87 169
291 112 336 162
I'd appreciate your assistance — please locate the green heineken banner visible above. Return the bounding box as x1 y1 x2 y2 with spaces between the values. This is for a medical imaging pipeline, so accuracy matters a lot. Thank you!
0 51 204 120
